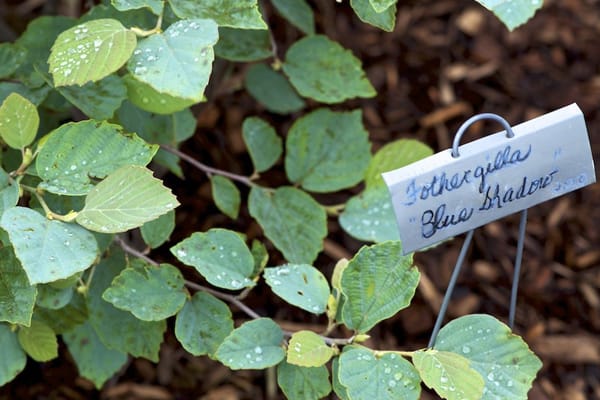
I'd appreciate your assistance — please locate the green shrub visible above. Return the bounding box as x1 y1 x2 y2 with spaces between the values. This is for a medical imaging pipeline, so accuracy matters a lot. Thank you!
0 0 544 398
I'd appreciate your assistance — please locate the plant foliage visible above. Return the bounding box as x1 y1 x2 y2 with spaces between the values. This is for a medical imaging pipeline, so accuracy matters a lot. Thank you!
0 0 543 398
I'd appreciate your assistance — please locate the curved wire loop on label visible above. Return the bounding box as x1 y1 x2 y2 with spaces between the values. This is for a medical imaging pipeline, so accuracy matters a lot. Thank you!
429 114 527 348
451 113 516 158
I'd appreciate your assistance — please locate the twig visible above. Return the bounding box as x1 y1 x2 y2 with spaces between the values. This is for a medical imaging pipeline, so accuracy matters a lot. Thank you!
114 236 158 266
184 280 262 320
160 144 255 187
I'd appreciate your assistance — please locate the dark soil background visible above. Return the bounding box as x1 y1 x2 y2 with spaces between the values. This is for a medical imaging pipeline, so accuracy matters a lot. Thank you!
1 0 600 399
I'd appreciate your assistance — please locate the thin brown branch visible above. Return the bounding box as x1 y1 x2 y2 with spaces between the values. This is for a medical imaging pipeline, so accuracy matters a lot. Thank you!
184 280 262 320
160 144 255 187
114 236 158 266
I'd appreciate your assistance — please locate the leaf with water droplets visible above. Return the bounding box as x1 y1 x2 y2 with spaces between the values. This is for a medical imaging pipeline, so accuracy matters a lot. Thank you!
17 320 58 362
0 92 39 149
0 323 27 386
339 186 400 243
63 321 128 389
127 19 218 101
413 349 484 400
264 264 330 315
123 74 196 115
36 120 158 195
434 314 542 400
271 0 315 35
475 0 543 31
171 229 255 290
285 108 371 192
0 207 98 285
248 186 326 264
112 0 164 15
277 361 331 399
282 35 375 103
102 261 186 321
86 248 166 361
0 247 37 326
287 330 333 367
340 241 419 333
210 175 241 219
215 318 285 370
175 291 233 358
49 18 137 86
36 283 73 310
215 27 272 62
338 346 421 400
140 209 175 249
245 63 305 115
242 116 282 173
350 0 397 32
168 0 267 29
76 165 179 233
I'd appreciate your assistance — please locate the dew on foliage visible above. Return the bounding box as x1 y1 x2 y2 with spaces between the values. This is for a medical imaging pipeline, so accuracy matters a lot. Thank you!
440 375 448 383
388 380 397 388
254 346 262 354
462 345 471 354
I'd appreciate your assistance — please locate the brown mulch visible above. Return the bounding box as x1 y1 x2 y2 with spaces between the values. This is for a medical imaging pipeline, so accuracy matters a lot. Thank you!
1 0 600 399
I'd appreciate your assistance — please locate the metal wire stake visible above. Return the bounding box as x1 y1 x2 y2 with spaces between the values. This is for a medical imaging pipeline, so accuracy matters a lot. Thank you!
428 229 475 348
509 208 528 329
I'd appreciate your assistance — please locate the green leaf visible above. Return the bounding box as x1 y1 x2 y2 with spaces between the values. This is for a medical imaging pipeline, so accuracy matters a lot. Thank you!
123 74 196 115
168 0 267 29
0 207 98 285
36 284 73 310
87 248 166 361
434 314 542 400
35 292 88 334
36 120 158 195
277 361 331 400
49 19 137 86
287 331 333 367
264 264 329 314
102 261 186 321
271 0 315 35
127 19 218 101
140 209 175 248
331 357 350 400
369 0 397 13
215 318 285 370
285 108 371 192
340 241 419 333
0 43 27 79
17 320 58 362
339 186 399 243
63 321 128 389
0 168 19 217
282 35 375 103
215 27 272 62
0 247 36 326
0 82 50 106
0 324 26 386
250 239 269 277
242 116 282 173
475 0 543 30
338 346 421 400
76 165 179 233
0 93 39 149
413 349 484 400
248 186 326 264
112 0 164 15
56 74 127 120
350 0 397 32
80 4 156 29
245 63 305 115
171 229 255 290
15 16 76 88
210 175 241 219
365 139 433 190
175 291 233 357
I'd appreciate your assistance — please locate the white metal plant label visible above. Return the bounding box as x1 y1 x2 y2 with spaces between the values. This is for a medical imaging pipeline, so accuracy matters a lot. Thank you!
383 103 596 254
